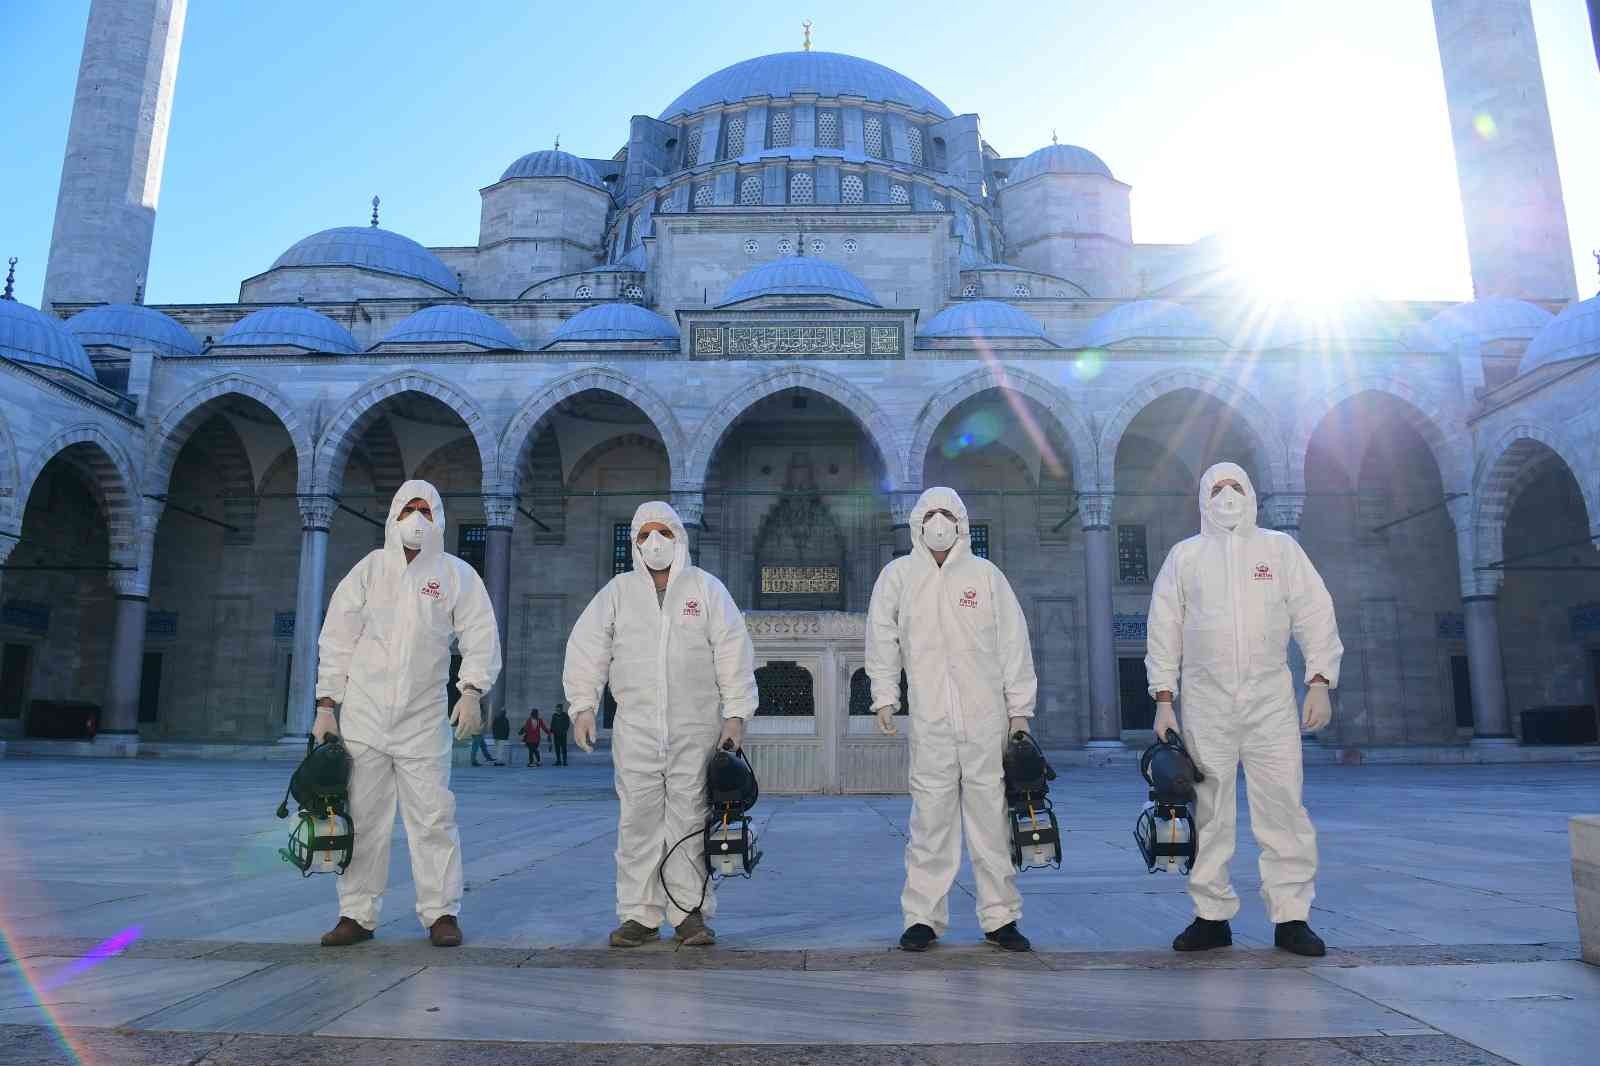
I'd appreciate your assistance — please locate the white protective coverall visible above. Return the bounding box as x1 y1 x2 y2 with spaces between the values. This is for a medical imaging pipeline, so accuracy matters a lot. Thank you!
1144 462 1343 924
562 501 759 928
866 487 1038 935
316 479 502 930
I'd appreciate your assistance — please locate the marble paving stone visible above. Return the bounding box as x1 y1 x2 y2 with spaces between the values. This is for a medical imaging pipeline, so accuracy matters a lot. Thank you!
0 956 268 1028
127 960 424 1034
1313 961 1600 1066
318 964 1432 1044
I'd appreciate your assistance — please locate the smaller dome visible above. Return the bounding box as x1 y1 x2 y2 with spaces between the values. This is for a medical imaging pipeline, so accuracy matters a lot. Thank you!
380 305 521 350
920 300 1047 340
546 302 678 346
1006 143 1114 184
219 307 360 353
0 298 94 377
272 226 458 292
499 149 604 188
1428 298 1554 348
1077 300 1218 348
1521 296 1600 376
719 256 879 307
65 303 200 357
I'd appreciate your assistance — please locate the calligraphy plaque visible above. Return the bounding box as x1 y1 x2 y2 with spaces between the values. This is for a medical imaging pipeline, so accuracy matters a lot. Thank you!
693 326 724 355
761 565 842 595
691 323 904 359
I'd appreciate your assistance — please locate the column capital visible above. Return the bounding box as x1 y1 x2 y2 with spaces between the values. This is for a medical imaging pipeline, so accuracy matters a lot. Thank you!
482 494 518 529
1262 492 1306 532
1078 492 1113 531
671 488 706 529
298 494 338 531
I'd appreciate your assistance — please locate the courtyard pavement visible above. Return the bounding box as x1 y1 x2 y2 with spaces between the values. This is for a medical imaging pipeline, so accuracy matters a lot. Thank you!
0 754 1594 1064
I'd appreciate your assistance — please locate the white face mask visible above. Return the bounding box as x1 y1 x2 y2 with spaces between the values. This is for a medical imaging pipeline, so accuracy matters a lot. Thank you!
398 511 430 549
639 529 676 571
1207 485 1246 530
922 512 959 552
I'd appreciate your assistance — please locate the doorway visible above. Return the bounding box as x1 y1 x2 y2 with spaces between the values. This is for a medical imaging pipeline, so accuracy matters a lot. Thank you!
1119 657 1155 731
1 643 31 720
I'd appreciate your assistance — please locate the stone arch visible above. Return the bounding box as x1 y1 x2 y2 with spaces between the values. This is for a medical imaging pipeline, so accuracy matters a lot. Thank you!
315 371 497 496
179 413 260 544
567 433 671 488
1097 369 1288 493
1471 422 1599 574
1289 376 1470 495
19 424 142 564
150 374 313 497
908 365 1096 490
0 407 22 532
497 367 686 492
684 365 909 491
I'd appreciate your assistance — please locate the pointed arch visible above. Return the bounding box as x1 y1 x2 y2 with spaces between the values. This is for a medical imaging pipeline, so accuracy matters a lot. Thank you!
1289 375 1470 495
1471 422 1599 573
0 407 21 531
150 374 313 496
314 371 497 495
908 365 1096 490
19 424 142 563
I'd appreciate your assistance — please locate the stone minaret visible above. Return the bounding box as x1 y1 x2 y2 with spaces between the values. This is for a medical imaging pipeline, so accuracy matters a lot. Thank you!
1432 0 1577 303
42 0 187 310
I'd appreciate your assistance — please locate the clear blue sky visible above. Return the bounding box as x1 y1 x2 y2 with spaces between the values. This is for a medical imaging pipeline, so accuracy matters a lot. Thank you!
3 1 1596 307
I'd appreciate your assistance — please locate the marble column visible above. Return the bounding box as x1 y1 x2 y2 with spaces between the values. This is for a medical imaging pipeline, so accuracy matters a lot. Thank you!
97 503 161 755
482 495 516 719
888 489 918 560
1448 495 1513 743
1081 493 1120 745
285 496 335 741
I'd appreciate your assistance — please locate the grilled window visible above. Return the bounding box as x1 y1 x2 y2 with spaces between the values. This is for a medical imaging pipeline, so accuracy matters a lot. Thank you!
755 660 814 716
908 126 924 166
790 171 814 204
841 174 864 204
723 113 746 157
816 109 840 148
694 183 714 207
889 183 909 205
739 175 763 205
863 115 884 157
458 524 487 575
613 522 633 576
683 125 703 166
1117 524 1149 584
969 522 990 560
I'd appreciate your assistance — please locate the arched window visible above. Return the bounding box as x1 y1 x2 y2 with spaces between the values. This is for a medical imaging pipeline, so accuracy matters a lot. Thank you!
739 175 763 206
768 110 793 149
756 661 814 716
790 171 814 204
962 282 978 298
889 184 910 205
817 109 840 148
723 113 746 158
1012 283 1031 297
694 183 714 207
849 668 910 715
841 174 864 205
622 283 644 301
574 284 592 299
863 115 884 158
930 136 948 171
682 126 701 166
907 126 925 167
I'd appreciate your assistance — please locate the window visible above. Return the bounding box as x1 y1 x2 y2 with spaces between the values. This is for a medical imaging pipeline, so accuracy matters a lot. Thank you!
458 523 487 575
694 183 714 207
1012 283 1031 297
622 283 644 301
849 667 909 715
841 174 864 204
809 238 826 254
969 523 990 559
574 284 592 298
817 109 840 148
1119 658 1157 731
1117 524 1149 584
657 193 673 214
723 113 746 157
863 115 884 158
842 237 858 253
889 183 909 205
962 282 978 297
908 126 924 166
930 198 945 211
631 214 646 247
777 238 794 255
755 661 814 716
790 170 814 204
739 175 763 205
743 238 759 254
768 110 793 148
613 523 633 575
683 125 703 166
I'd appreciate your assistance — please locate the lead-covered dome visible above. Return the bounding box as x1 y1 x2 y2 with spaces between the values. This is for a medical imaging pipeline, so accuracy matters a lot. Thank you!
499 149 604 188
0 298 94 377
545 303 678 346
719 256 879 307
919 300 1047 340
219 307 359 353
661 51 952 120
65 303 200 357
380 305 521 349
1521 296 1600 376
1077 300 1218 348
1007 143 1114 183
271 226 458 292
1428 297 1554 349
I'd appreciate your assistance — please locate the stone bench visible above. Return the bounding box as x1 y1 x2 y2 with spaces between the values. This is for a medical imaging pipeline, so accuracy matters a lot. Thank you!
1575 815 1600 965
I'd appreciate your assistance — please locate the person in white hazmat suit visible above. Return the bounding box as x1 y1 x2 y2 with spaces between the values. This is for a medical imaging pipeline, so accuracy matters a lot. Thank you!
866 487 1039 953
563 501 758 948
312 479 502 948
1145 462 1342 957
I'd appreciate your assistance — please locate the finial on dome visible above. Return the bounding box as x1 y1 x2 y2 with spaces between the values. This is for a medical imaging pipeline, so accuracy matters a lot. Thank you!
802 18 812 51
370 195 381 228
1051 128 1058 146
2 258 14 301
554 133 561 151
1592 248 1599 291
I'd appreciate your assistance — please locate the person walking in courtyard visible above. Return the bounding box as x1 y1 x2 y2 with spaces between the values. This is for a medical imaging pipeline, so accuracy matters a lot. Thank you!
866 486 1039 954
312 480 501 949
521 709 549 767
563 501 758 948
550 703 571 765
1145 461 1343 958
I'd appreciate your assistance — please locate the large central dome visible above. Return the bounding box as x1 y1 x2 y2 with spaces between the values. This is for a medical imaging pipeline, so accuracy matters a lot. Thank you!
660 51 952 120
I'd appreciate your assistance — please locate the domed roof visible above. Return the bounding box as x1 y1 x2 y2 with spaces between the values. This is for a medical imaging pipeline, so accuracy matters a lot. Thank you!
219 307 360 353
545 302 678 346
0 297 94 378
718 256 879 307
1521 296 1600 376
1077 300 1218 348
271 226 457 292
1006 143 1114 184
1428 298 1554 348
65 303 200 357
660 51 952 120
919 300 1047 340
499 149 604 188
380 305 521 349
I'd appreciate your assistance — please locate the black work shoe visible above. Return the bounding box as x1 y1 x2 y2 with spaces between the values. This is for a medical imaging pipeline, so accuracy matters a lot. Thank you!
1173 917 1233 952
984 921 1032 952
1274 920 1326 957
899 923 937 952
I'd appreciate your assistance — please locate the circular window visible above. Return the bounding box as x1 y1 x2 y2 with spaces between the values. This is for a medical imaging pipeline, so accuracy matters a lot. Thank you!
744 238 759 254
1012 283 1031 297
962 283 978 298
843 238 857 254
810 238 826 255
623 284 644 301
575 284 592 299
777 238 794 255
931 198 945 211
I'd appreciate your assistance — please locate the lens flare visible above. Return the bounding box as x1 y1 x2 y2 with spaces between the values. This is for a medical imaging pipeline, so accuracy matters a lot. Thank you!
971 340 1067 479
1073 348 1105 381
1472 112 1497 140
0 922 144 1065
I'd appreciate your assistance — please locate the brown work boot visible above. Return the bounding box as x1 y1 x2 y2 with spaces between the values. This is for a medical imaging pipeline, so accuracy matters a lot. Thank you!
320 917 374 947
674 911 716 946
608 919 661 948
429 915 463 947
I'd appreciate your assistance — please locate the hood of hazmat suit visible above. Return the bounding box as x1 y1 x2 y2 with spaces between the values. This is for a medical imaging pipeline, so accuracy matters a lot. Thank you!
316 479 503 758
1142 462 1343 925
865 486 1038 935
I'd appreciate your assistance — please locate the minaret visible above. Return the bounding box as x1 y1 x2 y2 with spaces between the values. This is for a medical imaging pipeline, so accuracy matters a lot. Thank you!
1432 0 1577 302
41 0 188 310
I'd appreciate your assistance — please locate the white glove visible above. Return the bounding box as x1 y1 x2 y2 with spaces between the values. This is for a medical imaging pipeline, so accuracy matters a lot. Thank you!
718 716 746 750
1153 700 1180 743
1301 683 1333 732
572 709 597 752
1009 716 1031 735
874 704 898 736
450 688 484 741
313 707 339 742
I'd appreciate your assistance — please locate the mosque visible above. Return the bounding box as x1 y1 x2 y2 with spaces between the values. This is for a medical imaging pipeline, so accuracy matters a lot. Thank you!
2 0 1597 784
